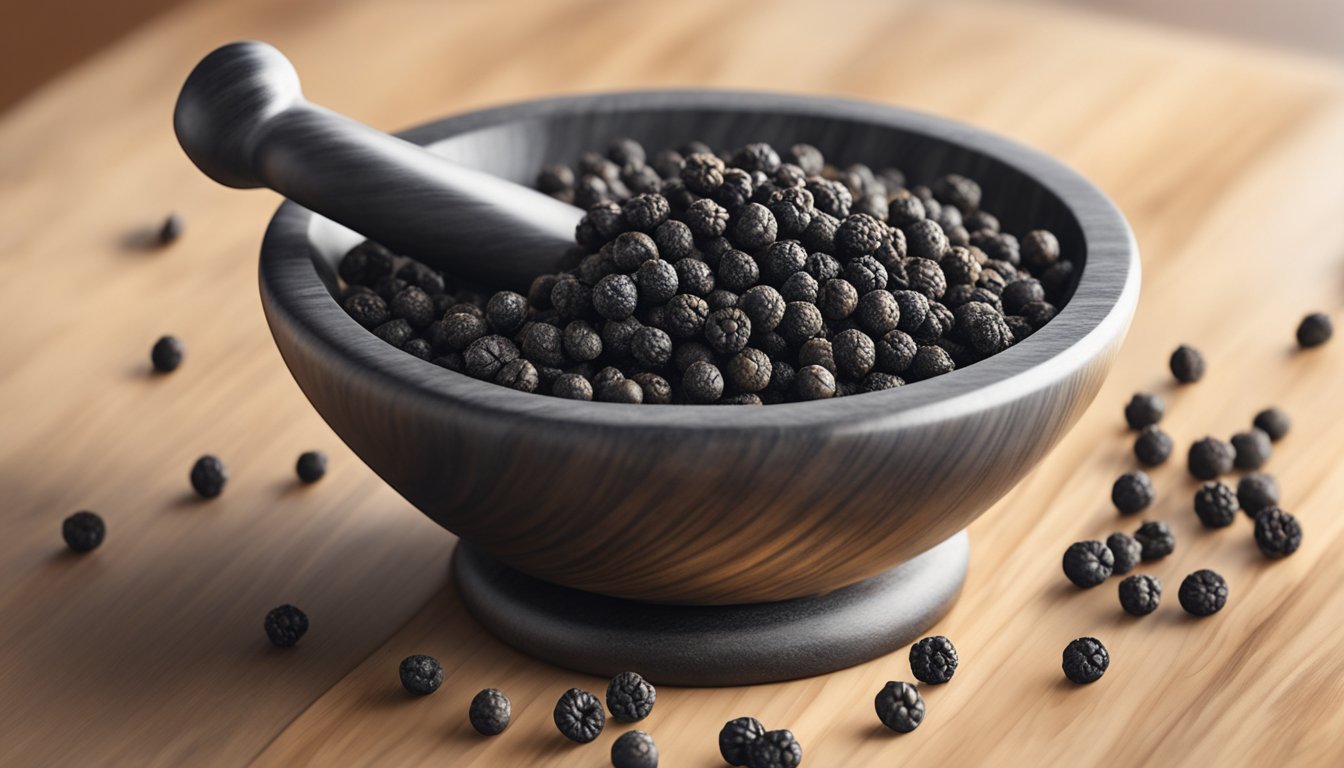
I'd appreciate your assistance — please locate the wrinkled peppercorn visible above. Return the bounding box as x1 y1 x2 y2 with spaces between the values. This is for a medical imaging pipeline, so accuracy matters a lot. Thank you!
264 604 308 647
553 373 593 401
795 364 836 400
1178 569 1227 616
908 345 955 381
875 681 925 733
469 688 511 736
495 358 539 392
554 688 605 743
1112 471 1154 515
190 454 228 498
606 671 656 722
705 308 753 354
598 378 644 404
1188 436 1234 480
1231 428 1271 470
910 635 959 684
683 361 724 403
464 335 520 380
1252 407 1290 441
748 729 802 768
1118 574 1161 616
1062 637 1108 684
1063 540 1115 588
344 292 390 329
719 717 766 766
1170 344 1206 383
1237 473 1280 516
1254 507 1302 558
728 348 773 393
1106 532 1142 575
62 510 105 553
611 730 658 768
1296 312 1333 348
1194 481 1239 528
1134 425 1173 466
296 451 327 484
1124 393 1165 430
1134 520 1175 561
399 654 443 695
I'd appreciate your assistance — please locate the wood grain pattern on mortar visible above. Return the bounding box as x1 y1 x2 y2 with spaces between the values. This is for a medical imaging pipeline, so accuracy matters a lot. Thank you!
1 0 1343 766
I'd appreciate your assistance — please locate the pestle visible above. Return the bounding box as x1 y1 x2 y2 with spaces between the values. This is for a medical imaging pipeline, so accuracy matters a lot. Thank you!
174 41 583 291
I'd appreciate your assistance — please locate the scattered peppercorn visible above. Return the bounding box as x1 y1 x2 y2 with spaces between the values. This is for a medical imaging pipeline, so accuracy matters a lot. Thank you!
1253 507 1302 559
469 688 511 736
1230 428 1272 470
151 335 184 373
158 212 184 245
1178 570 1228 616
1063 540 1115 588
910 635 959 683
1237 473 1280 517
612 730 659 768
875 681 925 733
190 454 228 498
1062 637 1109 684
1134 520 1175 561
1193 481 1239 528
1133 425 1173 467
1169 344 1206 383
606 671 656 723
294 451 328 484
62 510 105 553
1296 312 1332 348
1187 437 1234 480
1252 407 1291 441
264 604 308 647
719 717 766 766
398 654 443 695
1111 471 1155 515
1105 532 1142 575
1118 574 1161 616
554 687 605 743
747 729 802 768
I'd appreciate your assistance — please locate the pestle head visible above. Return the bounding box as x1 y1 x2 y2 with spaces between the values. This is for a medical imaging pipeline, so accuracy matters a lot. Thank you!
174 41 304 188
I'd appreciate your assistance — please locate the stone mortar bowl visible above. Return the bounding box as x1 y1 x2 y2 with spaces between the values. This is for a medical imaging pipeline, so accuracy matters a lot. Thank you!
259 91 1139 610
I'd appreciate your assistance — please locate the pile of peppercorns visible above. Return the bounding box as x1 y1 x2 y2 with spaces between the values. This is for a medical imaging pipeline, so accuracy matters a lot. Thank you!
1055 320 1330 684
337 138 1074 404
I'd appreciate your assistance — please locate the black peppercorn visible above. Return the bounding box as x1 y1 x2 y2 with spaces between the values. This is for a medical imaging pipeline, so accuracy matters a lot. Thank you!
403 338 432 360
343 291 391 329
1193 481 1239 528
635 259 679 306
892 290 930 334
1254 506 1302 559
598 378 644 404
1237 473 1280 517
398 654 443 695
390 286 436 330
554 687 605 743
1110 470 1154 515
468 688 511 736
339 241 394 286
738 285 786 332
795 364 836 400
553 373 593 401
1106 532 1142 575
833 213 885 257
763 240 808 285
816 278 858 320
551 277 593 322
537 163 576 195
904 219 949 261
1019 300 1057 330
1187 436 1234 480
704 308 753 354
1230 428 1271 470
808 178 852 219
801 210 839 254
778 302 823 346
799 338 836 373
593 274 639 320
631 326 673 367
875 681 925 733
905 257 947 301
1296 312 1333 348
1124 393 1165 430
675 258 716 297
747 729 802 768
433 353 464 373
1252 407 1290 441
62 510 105 553
1000 278 1045 315
1134 425 1173 466
630 371 673 404
907 345 955 381
875 330 918 374
768 186 814 237
622 193 671 233
396 262 446 296
611 730 659 768
1169 344 1206 383
953 301 1012 356
495 358 539 392
1134 520 1175 561
719 717 767 766
296 451 327 484
440 313 488 351
1062 637 1108 684
606 671 656 722
610 232 658 273
519 322 566 367
464 335 520 380
686 198 730 240
150 335 184 373
1178 569 1228 616
863 372 905 391
264 604 308 647
372 319 414 348
683 360 725 403
730 203 778 251
190 454 228 498
731 142 781 174
600 317 642 359
716 168 755 210
855 290 900 336
718 249 761 291
1019 229 1059 272
1063 540 1115 588
833 328 876 379
909 635 958 684
779 271 819 304
1118 574 1161 617
728 348 773 393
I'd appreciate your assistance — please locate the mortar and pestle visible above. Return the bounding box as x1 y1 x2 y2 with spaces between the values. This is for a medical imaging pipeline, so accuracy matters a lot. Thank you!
175 41 1139 686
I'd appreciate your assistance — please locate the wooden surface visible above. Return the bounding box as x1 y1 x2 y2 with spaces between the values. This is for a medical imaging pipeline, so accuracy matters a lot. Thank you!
2 0 1343 765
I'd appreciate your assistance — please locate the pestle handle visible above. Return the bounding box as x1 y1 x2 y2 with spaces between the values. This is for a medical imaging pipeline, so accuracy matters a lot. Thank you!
174 41 582 291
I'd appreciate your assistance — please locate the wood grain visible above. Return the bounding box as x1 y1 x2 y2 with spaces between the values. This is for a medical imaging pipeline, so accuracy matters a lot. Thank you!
1 0 1343 766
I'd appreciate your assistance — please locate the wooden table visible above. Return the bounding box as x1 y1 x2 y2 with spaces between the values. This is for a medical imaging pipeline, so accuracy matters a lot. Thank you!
3 0 1343 765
